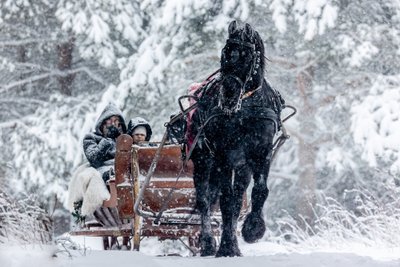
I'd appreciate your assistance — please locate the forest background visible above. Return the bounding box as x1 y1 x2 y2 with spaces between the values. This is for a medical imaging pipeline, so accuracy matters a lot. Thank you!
0 0 399 248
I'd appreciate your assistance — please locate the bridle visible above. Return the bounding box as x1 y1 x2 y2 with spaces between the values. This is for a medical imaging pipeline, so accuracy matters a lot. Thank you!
218 38 261 114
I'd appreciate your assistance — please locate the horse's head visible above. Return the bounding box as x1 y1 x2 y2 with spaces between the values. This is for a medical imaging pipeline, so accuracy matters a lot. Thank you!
219 21 265 114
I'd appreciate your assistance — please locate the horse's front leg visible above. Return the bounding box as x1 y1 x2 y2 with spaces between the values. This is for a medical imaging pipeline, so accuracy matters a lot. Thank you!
241 140 274 243
221 152 252 249
192 153 217 256
217 161 252 256
215 159 242 257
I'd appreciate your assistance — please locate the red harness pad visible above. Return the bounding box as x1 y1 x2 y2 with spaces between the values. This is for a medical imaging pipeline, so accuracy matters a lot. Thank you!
185 71 219 154
186 82 206 152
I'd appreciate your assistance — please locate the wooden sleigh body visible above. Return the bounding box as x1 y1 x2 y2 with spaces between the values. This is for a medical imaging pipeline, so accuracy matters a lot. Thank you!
70 134 247 253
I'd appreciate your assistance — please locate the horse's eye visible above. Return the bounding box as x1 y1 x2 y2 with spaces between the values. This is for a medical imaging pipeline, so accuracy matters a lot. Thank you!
230 49 240 62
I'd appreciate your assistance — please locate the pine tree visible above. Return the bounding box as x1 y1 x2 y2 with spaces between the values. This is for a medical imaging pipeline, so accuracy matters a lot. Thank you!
1 0 400 236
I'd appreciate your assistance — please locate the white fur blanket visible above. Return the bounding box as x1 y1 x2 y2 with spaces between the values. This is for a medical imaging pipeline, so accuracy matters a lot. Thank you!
67 163 111 216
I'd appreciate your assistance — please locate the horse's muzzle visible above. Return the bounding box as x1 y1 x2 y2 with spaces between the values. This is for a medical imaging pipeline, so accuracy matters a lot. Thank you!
219 75 244 114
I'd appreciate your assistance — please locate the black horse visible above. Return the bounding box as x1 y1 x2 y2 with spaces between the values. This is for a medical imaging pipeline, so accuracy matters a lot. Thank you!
187 21 284 257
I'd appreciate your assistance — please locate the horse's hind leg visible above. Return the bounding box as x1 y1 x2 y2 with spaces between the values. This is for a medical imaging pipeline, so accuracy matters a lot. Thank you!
242 145 273 243
208 165 221 209
192 154 217 256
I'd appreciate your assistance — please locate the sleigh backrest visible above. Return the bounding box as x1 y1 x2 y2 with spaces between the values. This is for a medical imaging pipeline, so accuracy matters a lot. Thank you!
133 144 196 213
104 135 196 218
135 145 193 178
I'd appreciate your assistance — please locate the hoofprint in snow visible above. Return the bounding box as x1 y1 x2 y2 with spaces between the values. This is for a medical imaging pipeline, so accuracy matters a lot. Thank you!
1 237 399 267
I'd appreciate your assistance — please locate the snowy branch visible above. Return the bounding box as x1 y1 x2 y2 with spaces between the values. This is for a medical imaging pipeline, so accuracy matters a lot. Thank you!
0 38 58 47
12 62 52 72
0 73 51 94
0 120 20 129
0 98 47 107
74 67 106 86
0 67 106 94
0 191 53 245
299 55 328 78
271 56 298 70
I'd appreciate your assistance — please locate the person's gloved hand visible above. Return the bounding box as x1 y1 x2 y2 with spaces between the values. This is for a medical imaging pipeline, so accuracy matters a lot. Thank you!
106 125 121 139
102 168 115 183
99 138 114 150
107 145 116 158
98 138 116 158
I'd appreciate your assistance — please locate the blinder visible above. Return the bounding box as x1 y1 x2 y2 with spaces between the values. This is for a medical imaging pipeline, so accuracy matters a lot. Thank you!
221 39 256 66
226 38 255 50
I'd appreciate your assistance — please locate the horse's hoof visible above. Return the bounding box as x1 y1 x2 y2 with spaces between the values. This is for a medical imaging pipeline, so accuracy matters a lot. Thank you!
215 238 242 257
215 246 242 257
241 213 266 243
201 248 217 257
200 234 217 256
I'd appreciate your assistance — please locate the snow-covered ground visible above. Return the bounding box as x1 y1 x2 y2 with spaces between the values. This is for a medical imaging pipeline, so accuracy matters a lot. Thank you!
1 236 399 267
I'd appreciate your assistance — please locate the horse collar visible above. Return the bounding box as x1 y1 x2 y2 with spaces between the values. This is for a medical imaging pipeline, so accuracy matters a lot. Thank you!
241 85 262 100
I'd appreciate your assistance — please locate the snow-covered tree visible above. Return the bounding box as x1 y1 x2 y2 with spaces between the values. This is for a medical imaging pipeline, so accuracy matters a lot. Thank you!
351 75 400 176
80 0 257 135
263 0 400 227
0 0 117 233
2 0 400 237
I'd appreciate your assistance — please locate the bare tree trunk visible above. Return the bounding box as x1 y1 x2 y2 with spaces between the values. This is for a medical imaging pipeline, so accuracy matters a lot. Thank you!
17 45 27 92
17 46 26 62
295 67 317 230
57 37 75 96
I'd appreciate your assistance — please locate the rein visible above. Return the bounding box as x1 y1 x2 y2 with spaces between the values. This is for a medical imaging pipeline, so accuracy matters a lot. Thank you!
152 112 224 224
136 90 296 224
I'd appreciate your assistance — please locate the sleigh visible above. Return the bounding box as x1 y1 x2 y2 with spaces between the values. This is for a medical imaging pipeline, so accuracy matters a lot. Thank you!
69 90 296 254
70 133 248 254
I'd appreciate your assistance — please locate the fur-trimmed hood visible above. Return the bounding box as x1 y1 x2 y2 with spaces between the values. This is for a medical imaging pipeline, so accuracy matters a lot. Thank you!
94 103 127 135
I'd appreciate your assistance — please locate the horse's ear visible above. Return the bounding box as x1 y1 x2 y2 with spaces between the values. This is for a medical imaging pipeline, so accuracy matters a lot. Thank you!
253 30 261 44
228 20 238 35
244 23 254 41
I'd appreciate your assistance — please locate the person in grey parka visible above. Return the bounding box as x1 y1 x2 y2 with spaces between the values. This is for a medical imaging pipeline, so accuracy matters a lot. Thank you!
83 102 127 182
